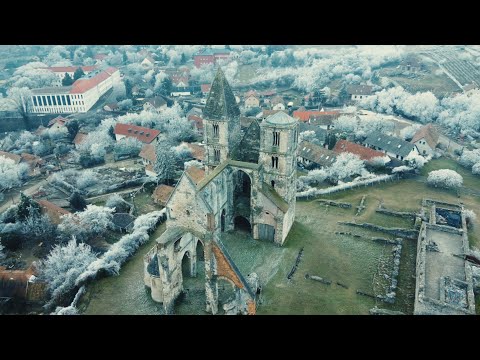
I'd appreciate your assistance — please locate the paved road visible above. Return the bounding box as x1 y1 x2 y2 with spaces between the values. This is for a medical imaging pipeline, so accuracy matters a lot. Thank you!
0 178 49 213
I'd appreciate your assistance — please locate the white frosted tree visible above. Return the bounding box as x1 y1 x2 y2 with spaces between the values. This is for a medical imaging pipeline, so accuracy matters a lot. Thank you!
459 149 480 169
472 162 480 175
154 144 176 183
40 237 97 304
0 156 29 191
327 153 366 182
58 205 114 242
0 242 5 260
427 169 463 189
400 124 422 140
405 152 428 169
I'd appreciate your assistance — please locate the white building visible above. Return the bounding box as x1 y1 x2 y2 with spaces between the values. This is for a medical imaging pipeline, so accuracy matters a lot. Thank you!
43 65 98 83
29 67 121 114
347 85 374 102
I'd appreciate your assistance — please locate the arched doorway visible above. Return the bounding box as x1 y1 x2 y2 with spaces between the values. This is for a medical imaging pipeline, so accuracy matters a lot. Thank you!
234 216 251 233
221 209 226 232
181 251 192 278
233 170 252 232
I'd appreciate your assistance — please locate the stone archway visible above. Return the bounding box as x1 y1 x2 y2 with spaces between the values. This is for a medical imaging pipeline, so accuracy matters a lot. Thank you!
234 216 251 233
233 170 252 229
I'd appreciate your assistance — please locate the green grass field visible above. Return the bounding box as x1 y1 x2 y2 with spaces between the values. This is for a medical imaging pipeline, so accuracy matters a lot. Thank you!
242 159 480 315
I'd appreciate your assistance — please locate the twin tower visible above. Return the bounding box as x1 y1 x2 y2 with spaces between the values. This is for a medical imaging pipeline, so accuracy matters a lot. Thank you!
201 68 297 244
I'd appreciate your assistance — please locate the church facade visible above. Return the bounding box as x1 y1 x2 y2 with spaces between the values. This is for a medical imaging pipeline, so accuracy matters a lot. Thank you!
143 68 298 314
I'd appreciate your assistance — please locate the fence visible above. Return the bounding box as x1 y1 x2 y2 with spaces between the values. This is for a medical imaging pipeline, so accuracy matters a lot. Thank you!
296 174 397 199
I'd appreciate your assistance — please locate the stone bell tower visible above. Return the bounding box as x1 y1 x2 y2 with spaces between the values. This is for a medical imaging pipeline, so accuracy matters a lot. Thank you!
258 111 298 204
202 68 241 173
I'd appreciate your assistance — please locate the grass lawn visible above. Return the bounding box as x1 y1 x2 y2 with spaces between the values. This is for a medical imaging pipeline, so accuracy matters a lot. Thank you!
131 190 160 215
236 162 480 315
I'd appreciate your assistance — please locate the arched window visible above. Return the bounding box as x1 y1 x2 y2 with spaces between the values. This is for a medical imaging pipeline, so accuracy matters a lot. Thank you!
273 131 280 146
271 180 275 188
214 149 221 162
271 156 279 169
213 123 219 138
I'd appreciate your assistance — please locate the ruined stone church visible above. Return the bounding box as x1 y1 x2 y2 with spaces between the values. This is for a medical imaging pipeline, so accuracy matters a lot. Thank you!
144 68 298 314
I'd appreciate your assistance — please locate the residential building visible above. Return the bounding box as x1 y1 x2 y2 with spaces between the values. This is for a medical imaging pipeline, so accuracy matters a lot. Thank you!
104 102 119 112
333 139 390 164
143 97 167 112
298 122 327 144
347 85 374 101
188 114 204 135
297 141 337 169
271 96 285 110
114 123 160 144
293 109 341 123
244 91 260 108
29 67 121 114
411 123 440 156
47 115 68 129
42 65 97 82
201 84 211 95
193 48 230 68
364 131 418 161
139 143 157 177
141 56 155 69
36 199 71 225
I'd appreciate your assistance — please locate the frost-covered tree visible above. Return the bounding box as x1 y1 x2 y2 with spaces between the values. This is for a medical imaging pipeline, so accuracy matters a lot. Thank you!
173 143 193 161
400 124 422 141
118 99 133 110
298 130 317 144
164 117 196 143
459 149 480 169
40 237 97 304
464 209 477 229
9 62 58 89
0 242 5 260
113 137 143 159
472 162 480 175
405 152 428 169
6 87 33 118
105 194 130 213
58 205 114 242
154 143 176 183
302 168 328 186
427 169 463 190
0 156 29 191
327 153 366 182
76 170 98 190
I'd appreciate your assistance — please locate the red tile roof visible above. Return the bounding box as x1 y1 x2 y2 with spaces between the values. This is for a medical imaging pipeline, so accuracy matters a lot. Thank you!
73 132 88 146
94 54 107 61
185 166 205 185
201 84 211 93
188 114 204 131
139 144 156 163
293 110 341 122
411 123 439 149
36 199 71 225
70 67 118 94
114 123 160 144
333 139 386 162
48 115 68 127
152 184 175 206
182 142 205 161
0 151 21 164
45 65 97 73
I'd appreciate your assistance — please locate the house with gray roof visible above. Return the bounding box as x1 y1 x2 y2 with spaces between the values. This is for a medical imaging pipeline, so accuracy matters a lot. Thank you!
297 141 336 169
298 122 327 144
364 131 419 161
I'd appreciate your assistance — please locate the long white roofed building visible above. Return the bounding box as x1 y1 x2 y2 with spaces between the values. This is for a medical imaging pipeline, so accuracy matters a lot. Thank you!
28 66 120 114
